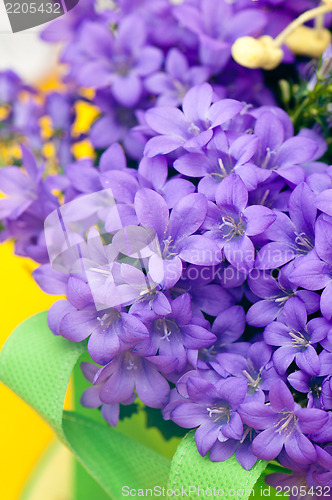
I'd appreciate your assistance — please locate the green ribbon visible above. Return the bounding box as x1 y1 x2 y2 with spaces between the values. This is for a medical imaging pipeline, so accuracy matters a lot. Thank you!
0 312 270 499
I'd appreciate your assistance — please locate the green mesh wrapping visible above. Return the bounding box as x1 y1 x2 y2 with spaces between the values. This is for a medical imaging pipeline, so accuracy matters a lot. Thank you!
167 432 268 499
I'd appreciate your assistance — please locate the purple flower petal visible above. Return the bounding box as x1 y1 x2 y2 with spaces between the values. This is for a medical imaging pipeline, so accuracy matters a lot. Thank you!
252 428 284 460
215 174 248 213
270 381 294 411
182 83 212 123
284 431 316 464
135 188 169 239
195 421 220 456
144 134 185 157
244 205 276 236
171 402 206 428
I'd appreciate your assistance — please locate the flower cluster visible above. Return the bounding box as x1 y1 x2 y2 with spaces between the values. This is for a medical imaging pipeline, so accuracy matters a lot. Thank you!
1 0 332 495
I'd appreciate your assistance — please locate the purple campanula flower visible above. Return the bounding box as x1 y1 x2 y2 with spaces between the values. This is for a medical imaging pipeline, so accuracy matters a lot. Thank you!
264 300 326 376
167 376 248 457
173 263 235 317
288 351 332 409
246 264 320 328
92 350 177 408
80 361 136 427
48 276 149 365
256 183 316 269
252 111 319 185
144 83 243 157
0 147 59 263
45 92 75 167
0 70 24 104
135 188 222 288
173 129 270 200
0 146 43 220
89 90 142 158
209 424 259 470
132 293 216 372
290 216 332 321
213 341 280 398
11 96 43 153
239 381 328 463
202 174 276 272
75 16 163 108
198 305 249 370
248 176 290 212
138 156 195 208
145 48 210 107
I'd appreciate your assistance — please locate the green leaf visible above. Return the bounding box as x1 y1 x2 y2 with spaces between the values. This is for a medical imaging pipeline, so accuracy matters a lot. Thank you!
167 431 268 499
0 312 170 499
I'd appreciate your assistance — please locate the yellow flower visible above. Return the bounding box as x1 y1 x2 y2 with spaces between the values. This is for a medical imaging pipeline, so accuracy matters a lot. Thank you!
284 25 331 58
231 36 283 70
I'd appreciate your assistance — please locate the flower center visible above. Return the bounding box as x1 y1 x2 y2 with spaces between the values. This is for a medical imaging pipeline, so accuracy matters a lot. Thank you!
261 147 276 170
155 318 179 341
295 232 314 254
96 309 121 332
161 236 177 260
288 329 310 348
187 123 201 136
275 411 298 436
206 403 231 423
219 214 246 240
243 369 262 389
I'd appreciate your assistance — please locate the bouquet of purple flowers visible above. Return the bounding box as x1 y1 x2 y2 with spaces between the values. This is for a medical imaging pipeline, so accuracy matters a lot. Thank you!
1 1 332 498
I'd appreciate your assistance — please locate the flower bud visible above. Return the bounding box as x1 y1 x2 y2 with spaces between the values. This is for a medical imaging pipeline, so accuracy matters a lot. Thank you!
231 36 283 70
284 25 331 58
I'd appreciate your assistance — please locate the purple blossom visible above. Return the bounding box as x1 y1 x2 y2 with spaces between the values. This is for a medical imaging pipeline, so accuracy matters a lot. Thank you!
80 361 135 427
213 341 280 397
256 183 316 269
202 174 276 272
246 264 320 328
167 376 248 457
264 300 326 376
239 381 328 463
144 83 243 157
48 276 150 365
288 351 332 409
145 48 210 106
92 350 176 408
132 293 216 372
252 111 319 185
135 188 222 288
209 424 259 470
198 305 248 370
0 146 43 220
174 264 235 317
76 17 163 107
290 216 332 321
265 471 329 500
138 156 195 208
173 129 269 200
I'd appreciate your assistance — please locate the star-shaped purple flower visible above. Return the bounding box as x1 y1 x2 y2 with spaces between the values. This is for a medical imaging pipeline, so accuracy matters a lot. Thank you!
203 174 276 272
239 381 328 463
144 83 243 157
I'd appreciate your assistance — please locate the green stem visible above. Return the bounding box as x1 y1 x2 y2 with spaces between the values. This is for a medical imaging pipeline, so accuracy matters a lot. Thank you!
274 3 332 47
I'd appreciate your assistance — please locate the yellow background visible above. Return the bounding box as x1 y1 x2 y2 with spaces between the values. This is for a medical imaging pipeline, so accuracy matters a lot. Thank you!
0 242 60 500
